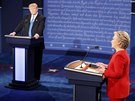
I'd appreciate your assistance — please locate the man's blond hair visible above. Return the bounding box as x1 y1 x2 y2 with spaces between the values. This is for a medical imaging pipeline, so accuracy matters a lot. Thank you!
28 3 38 8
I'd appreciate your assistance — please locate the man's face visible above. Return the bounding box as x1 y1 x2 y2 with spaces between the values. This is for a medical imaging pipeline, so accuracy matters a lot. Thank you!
29 6 38 15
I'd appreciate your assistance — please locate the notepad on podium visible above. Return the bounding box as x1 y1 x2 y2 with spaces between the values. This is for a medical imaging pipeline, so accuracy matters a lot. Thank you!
64 60 102 76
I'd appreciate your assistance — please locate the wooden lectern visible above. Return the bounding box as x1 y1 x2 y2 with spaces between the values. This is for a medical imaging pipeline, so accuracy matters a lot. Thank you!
64 60 104 101
5 35 44 90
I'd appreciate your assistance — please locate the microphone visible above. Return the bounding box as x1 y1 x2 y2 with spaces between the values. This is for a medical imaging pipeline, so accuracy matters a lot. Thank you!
80 45 100 68
94 46 99 49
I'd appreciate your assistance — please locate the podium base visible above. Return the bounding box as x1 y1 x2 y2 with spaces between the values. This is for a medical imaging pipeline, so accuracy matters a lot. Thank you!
5 80 39 90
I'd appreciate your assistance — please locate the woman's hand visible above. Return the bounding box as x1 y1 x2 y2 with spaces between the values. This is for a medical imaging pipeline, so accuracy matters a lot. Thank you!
96 62 108 69
96 62 107 74
96 67 106 74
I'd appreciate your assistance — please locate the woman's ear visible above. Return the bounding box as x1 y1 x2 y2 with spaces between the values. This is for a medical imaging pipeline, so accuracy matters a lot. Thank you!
118 41 122 48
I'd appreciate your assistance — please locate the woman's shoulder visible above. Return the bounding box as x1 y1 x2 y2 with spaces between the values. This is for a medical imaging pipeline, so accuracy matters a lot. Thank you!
114 50 129 60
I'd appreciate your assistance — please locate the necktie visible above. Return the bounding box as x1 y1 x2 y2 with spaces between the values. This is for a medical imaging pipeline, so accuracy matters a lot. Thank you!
28 15 34 37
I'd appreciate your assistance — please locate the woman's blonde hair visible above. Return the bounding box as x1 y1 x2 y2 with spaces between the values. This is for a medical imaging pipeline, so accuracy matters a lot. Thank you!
114 31 130 49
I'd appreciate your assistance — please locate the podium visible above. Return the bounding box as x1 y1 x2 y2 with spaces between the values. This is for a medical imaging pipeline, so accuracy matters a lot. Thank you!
5 35 44 90
64 60 104 101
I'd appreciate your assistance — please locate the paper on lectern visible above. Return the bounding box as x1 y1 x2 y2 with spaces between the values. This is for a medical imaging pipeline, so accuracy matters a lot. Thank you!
74 62 99 73
64 60 102 76
75 63 86 69
86 68 99 73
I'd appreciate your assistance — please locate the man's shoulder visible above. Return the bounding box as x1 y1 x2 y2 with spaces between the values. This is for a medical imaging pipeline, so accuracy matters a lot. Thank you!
38 14 46 19
24 14 31 19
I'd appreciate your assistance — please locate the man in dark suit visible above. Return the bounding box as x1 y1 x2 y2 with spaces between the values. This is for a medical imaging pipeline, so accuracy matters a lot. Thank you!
10 3 46 81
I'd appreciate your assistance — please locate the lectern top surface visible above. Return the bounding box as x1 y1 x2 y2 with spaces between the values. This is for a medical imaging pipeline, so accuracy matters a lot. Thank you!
64 60 103 76
5 35 44 39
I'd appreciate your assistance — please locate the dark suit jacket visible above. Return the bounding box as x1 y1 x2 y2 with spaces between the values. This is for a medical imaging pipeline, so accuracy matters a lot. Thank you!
14 14 46 48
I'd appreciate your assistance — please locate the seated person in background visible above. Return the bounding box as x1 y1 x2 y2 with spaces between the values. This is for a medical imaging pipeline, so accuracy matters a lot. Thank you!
9 3 46 82
96 31 130 101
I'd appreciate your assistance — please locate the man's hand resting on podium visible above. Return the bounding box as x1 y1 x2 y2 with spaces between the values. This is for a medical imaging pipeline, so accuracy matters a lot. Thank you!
9 32 16 36
34 33 40 39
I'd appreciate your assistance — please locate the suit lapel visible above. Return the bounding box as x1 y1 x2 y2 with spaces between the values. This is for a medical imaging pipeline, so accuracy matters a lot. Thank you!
33 14 39 28
26 15 31 29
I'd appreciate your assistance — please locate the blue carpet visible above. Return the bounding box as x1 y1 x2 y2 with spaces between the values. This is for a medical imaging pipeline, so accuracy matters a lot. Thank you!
0 53 135 101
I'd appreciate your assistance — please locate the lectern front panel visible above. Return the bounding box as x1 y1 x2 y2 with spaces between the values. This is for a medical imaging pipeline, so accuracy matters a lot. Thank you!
15 48 25 81
4 35 42 89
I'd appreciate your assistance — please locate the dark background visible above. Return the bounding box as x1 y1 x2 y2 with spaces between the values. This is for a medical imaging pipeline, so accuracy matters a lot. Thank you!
0 0 135 64
23 0 43 7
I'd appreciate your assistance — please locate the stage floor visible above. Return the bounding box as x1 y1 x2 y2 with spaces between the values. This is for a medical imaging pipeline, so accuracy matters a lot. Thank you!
0 53 135 101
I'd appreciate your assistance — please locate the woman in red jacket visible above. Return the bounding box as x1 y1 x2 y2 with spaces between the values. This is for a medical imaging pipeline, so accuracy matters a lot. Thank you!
97 31 130 101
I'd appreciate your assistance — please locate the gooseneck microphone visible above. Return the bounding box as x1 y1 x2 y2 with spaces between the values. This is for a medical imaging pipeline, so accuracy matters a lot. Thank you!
80 45 100 68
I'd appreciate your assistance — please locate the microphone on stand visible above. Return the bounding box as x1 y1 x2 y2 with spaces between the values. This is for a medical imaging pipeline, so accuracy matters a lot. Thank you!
80 45 100 68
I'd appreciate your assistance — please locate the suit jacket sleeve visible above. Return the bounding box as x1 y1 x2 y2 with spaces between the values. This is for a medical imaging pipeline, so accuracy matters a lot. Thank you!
14 16 29 34
36 16 46 36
